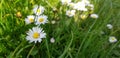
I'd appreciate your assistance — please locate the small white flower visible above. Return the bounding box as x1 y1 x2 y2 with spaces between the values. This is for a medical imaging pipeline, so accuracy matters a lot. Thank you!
52 8 57 11
66 10 76 17
68 2 75 8
25 15 35 24
26 27 46 43
109 36 117 43
35 15 48 25
73 2 87 11
50 38 55 43
51 20 56 24
33 5 45 15
88 4 94 10
82 0 90 5
61 0 71 5
107 24 113 29
88 4 94 8
90 14 98 19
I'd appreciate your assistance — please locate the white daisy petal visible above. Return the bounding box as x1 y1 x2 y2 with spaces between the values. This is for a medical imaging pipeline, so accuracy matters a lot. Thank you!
73 1 87 11
68 2 75 8
61 0 71 5
90 14 98 19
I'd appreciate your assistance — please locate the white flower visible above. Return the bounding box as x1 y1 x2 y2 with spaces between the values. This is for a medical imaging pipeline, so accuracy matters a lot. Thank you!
50 38 55 43
26 27 46 43
25 15 35 24
35 15 48 25
90 14 98 19
88 4 94 10
68 2 75 8
107 24 113 29
73 2 87 11
52 8 57 11
61 0 71 5
51 20 56 24
66 10 76 17
82 0 90 5
33 5 45 15
109 36 117 43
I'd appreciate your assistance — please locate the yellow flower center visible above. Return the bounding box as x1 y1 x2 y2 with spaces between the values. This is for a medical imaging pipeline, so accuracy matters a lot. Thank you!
39 18 44 22
29 18 34 23
37 9 41 13
81 15 87 20
16 12 22 17
33 32 40 39
111 37 115 40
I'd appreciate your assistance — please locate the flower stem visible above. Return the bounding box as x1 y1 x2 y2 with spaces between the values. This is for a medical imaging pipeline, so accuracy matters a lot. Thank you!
27 44 36 58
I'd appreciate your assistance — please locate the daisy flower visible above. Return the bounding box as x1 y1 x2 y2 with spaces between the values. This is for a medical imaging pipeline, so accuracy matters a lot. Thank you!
61 0 71 5
107 24 113 29
35 15 48 25
33 5 45 15
109 36 117 43
66 10 76 17
82 0 90 6
68 2 75 8
73 1 87 11
50 37 55 43
90 14 98 19
26 27 46 43
25 15 35 24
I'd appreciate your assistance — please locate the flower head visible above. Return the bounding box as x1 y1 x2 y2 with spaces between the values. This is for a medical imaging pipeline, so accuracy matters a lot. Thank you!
109 36 117 43
90 14 98 19
82 0 90 6
68 2 75 8
26 27 46 43
51 20 56 24
107 24 113 29
61 0 71 5
33 5 45 15
73 1 87 11
66 10 76 17
50 38 55 43
35 15 48 25
25 15 35 24
88 4 94 10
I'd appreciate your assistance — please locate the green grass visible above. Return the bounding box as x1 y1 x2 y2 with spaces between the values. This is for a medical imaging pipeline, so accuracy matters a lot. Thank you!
0 0 120 58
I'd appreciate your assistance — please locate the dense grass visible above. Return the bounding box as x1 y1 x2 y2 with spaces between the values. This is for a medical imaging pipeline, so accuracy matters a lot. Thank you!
0 0 120 58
